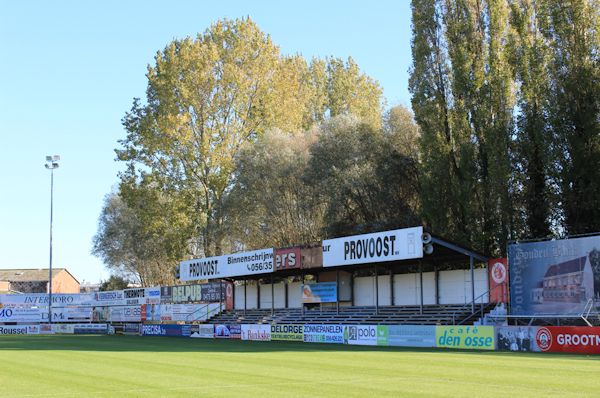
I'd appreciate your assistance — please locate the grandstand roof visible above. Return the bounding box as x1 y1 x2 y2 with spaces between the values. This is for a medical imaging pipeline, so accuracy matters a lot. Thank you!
0 268 78 284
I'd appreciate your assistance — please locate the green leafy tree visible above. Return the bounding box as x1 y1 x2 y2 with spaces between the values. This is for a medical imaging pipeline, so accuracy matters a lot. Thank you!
99 275 130 291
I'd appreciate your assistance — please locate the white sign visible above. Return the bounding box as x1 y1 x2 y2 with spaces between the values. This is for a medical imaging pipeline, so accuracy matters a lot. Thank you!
241 324 271 341
303 324 344 344
123 287 161 305
322 226 423 267
95 290 126 306
345 325 378 346
0 325 40 335
180 248 274 282
41 307 93 322
0 293 95 306
109 306 142 322
191 324 215 339
0 307 42 322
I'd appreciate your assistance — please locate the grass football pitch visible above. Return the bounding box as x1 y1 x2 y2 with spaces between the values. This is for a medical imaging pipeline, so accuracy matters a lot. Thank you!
1 335 599 397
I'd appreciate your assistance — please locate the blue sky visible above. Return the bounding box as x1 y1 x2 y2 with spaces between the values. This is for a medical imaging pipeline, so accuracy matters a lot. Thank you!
0 0 413 284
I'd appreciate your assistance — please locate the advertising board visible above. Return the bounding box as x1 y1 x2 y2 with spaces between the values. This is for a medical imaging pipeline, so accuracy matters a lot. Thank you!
190 324 215 338
0 293 94 306
496 326 540 352
322 226 423 267
345 325 379 346
498 326 600 354
508 235 600 316
73 324 109 335
241 324 271 341
0 325 40 335
0 307 42 322
302 282 337 303
141 324 192 337
271 324 303 341
214 324 242 339
109 306 142 322
123 287 161 305
179 248 274 282
436 326 494 350
303 324 344 344
274 247 302 271
94 290 126 306
387 325 436 347
488 258 509 303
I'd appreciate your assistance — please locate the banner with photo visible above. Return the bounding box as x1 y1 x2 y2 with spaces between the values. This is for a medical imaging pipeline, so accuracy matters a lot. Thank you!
190 324 214 338
323 226 423 268
241 324 271 341
497 326 600 354
436 326 495 350
215 324 242 339
271 324 304 341
508 235 600 316
302 282 337 303
387 325 436 348
303 324 344 344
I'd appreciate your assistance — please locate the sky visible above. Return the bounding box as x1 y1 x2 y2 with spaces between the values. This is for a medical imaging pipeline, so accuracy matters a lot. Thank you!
0 0 413 284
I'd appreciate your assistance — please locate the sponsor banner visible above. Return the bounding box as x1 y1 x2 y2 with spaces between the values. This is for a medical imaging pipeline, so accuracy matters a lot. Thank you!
180 248 274 282
94 290 126 306
271 324 304 341
301 245 323 269
496 326 540 352
214 324 242 339
109 306 142 322
224 281 234 310
52 324 75 334
42 307 93 322
387 325 436 348
93 306 110 322
0 293 94 306
123 287 161 305
74 324 108 335
536 326 600 354
191 324 215 338
39 324 54 335
508 235 600 316
303 324 344 344
241 324 271 341
0 307 42 322
345 325 379 346
0 325 40 335
167 282 228 304
123 323 141 335
488 258 509 303
160 286 172 303
141 324 192 337
274 247 302 271
436 326 495 350
323 226 423 267
302 282 337 303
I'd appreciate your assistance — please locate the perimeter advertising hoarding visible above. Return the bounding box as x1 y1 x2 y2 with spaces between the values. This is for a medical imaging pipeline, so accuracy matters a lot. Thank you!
109 306 142 322
215 324 242 339
436 326 495 350
95 290 126 306
241 324 271 341
497 326 600 354
141 324 192 337
0 307 42 322
271 324 303 341
387 325 437 348
179 248 274 282
123 287 161 305
303 324 344 344
302 282 337 303
0 325 40 335
322 226 423 267
190 324 215 338
345 325 381 346
0 293 94 306
508 235 600 316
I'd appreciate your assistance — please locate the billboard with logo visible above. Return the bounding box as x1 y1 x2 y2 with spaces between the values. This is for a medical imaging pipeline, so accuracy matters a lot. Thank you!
190 324 214 338
497 326 600 354
322 227 423 268
180 248 274 282
509 235 600 316
387 325 436 348
303 324 344 344
0 293 94 306
345 325 381 346
0 325 40 335
141 324 191 337
436 326 495 350
95 290 126 306
274 247 302 271
215 324 242 339
109 306 142 322
122 287 161 305
0 307 42 322
241 324 271 341
302 282 337 303
271 324 304 341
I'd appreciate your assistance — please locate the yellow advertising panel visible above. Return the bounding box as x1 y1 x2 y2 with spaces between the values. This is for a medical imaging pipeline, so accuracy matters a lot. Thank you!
436 326 495 350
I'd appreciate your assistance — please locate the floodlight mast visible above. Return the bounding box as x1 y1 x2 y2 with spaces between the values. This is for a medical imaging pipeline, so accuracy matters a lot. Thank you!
45 155 60 324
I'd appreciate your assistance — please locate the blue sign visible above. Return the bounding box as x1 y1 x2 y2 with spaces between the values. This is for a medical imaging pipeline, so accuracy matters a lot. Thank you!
141 324 191 337
509 235 600 315
302 282 337 303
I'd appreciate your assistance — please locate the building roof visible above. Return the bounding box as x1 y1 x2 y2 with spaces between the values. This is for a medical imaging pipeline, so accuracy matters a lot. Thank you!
544 256 587 278
0 268 79 284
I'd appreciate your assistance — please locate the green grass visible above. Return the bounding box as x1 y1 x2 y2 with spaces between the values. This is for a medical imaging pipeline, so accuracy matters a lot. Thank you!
1 335 599 397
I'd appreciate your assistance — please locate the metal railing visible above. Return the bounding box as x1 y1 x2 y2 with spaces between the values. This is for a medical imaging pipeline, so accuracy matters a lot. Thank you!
451 284 505 325
185 303 222 323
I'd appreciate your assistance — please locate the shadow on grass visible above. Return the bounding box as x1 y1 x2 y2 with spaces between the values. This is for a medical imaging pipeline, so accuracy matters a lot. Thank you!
0 335 598 360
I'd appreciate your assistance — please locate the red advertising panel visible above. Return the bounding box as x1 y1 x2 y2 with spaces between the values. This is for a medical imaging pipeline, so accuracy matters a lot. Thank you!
274 247 302 271
488 258 509 303
224 281 234 310
536 327 600 354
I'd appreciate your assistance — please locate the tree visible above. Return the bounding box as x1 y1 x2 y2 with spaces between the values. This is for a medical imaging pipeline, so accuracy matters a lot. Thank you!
228 128 326 248
99 275 130 291
305 115 421 237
